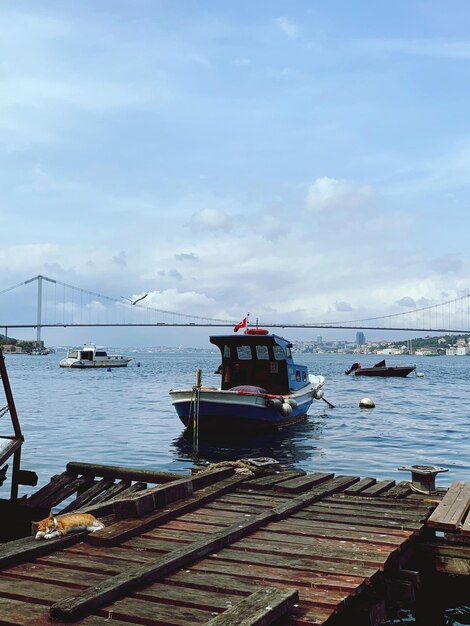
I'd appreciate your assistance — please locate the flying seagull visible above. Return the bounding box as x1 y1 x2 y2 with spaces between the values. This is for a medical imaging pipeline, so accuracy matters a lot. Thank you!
121 293 149 305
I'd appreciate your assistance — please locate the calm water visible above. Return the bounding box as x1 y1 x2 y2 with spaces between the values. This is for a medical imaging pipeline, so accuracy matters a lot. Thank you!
2 349 470 624
3 350 469 493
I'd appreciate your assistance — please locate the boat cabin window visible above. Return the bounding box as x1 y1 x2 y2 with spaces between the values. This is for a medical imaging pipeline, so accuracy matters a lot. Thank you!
95 351 107 357
68 350 79 359
236 345 252 360
81 350 93 360
255 345 269 360
295 370 301 382
223 345 231 358
302 371 307 382
273 345 286 361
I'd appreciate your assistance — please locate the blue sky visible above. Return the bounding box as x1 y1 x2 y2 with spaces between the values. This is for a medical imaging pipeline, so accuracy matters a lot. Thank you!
1 1 470 346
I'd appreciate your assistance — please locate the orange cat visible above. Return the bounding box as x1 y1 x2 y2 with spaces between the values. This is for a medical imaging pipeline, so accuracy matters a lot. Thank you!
33 512 104 540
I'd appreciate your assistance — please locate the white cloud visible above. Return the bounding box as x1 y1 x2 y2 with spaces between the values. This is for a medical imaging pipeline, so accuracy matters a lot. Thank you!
305 177 374 213
397 297 416 308
275 16 298 39
189 208 233 232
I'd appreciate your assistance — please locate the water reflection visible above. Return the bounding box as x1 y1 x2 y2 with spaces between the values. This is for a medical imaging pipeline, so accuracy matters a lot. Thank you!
172 414 326 468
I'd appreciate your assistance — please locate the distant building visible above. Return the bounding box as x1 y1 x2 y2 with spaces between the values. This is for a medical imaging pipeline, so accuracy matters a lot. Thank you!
356 331 366 346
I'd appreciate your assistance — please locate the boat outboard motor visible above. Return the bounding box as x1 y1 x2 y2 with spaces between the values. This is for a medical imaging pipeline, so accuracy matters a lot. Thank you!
345 362 361 375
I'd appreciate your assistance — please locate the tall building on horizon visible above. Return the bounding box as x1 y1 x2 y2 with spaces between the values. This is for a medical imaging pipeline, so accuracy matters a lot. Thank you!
356 331 366 346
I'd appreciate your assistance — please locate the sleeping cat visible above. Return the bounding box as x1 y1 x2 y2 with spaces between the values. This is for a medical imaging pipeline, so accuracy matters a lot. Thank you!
33 512 104 540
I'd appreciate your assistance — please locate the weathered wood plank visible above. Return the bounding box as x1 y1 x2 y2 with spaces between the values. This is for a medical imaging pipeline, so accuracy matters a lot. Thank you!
427 481 470 530
188 558 365 592
420 540 470 575
58 478 116 514
344 477 377 495
461 506 470 536
272 476 361 518
204 586 299 626
50 509 278 620
88 474 247 547
0 596 131 626
40 476 92 510
66 461 184 483
383 481 413 499
0 533 88 570
360 480 396 497
21 472 75 508
274 473 334 494
244 470 307 490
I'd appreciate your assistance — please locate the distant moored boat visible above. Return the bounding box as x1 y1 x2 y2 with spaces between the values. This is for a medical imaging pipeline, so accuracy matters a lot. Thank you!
59 344 131 368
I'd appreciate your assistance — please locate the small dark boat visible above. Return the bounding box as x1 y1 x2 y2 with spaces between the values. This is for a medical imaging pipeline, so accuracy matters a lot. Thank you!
345 360 416 378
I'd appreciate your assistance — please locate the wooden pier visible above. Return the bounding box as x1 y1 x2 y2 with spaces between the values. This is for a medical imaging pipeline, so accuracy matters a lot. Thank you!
0 460 468 626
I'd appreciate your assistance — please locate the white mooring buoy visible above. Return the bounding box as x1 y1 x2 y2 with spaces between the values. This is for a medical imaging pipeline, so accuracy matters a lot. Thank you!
359 397 375 409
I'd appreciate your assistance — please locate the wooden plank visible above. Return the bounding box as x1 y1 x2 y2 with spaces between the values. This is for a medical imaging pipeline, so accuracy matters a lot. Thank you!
40 476 92 510
272 476 361 518
0 596 132 626
205 587 299 626
461 506 470 536
88 474 247 547
49 509 277 621
383 481 413 499
21 472 75 508
360 480 396 497
112 468 236 519
66 461 186 483
0 533 88 570
58 478 116 513
420 540 470 575
274 472 334 494
344 478 376 496
427 481 470 530
188 558 365 592
244 470 306 490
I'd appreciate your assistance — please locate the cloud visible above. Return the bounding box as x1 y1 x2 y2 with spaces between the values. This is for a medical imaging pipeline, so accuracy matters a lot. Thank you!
334 301 353 313
157 269 183 280
189 208 232 232
396 297 416 308
305 177 374 213
431 254 462 275
233 57 251 66
275 16 298 39
112 251 127 267
175 252 199 262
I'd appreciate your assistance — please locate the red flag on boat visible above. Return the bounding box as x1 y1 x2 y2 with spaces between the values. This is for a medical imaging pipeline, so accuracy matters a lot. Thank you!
234 317 248 332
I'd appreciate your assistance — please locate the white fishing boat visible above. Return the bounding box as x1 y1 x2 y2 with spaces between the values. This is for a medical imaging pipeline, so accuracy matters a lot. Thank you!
59 344 131 368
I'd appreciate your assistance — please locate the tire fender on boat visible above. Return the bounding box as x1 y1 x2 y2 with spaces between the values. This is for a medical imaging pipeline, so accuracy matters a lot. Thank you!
280 402 292 416
287 398 297 408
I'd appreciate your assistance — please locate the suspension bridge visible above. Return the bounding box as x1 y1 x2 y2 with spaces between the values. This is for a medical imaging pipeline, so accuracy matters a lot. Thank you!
1 275 470 343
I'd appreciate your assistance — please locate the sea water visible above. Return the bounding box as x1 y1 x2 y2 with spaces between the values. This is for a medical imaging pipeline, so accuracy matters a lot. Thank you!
2 350 469 625
4 351 469 487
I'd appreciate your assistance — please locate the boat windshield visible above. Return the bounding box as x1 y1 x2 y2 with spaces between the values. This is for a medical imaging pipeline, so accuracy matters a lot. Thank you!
67 350 79 359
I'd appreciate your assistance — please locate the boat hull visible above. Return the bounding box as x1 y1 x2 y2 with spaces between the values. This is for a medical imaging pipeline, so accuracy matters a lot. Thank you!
59 358 131 368
170 386 316 432
354 366 416 377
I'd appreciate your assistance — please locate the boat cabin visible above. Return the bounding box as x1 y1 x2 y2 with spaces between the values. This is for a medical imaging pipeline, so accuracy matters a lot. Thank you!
210 332 309 395
66 346 107 361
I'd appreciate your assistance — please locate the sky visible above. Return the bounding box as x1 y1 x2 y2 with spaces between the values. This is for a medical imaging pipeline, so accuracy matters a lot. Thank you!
1 0 470 347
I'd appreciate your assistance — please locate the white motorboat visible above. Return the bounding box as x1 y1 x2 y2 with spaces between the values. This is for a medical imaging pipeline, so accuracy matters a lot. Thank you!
59 344 131 368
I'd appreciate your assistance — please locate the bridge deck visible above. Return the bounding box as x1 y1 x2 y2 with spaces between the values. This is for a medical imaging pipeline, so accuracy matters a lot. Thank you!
0 462 444 625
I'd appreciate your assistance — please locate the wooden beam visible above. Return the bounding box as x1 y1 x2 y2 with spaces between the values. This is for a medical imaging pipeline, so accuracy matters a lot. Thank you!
204 587 299 625
0 533 87 570
427 481 470 530
87 474 248 546
274 472 334 493
50 510 278 621
66 461 184 484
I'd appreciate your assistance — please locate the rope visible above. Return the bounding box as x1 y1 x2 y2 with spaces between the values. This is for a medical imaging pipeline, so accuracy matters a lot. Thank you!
0 405 9 419
202 459 276 477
